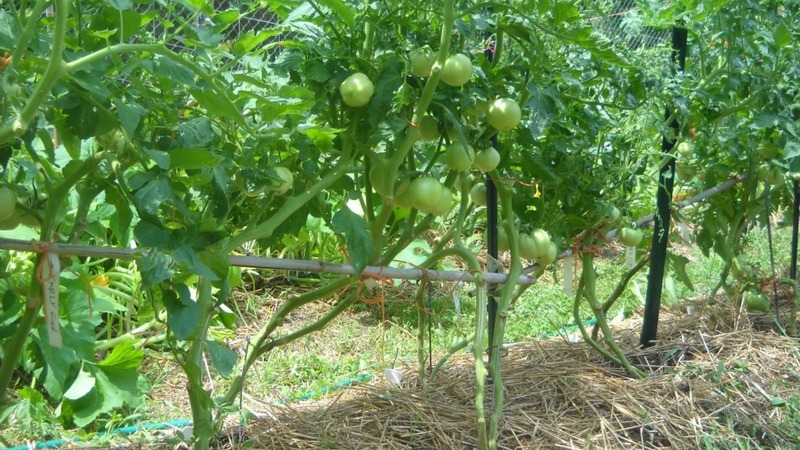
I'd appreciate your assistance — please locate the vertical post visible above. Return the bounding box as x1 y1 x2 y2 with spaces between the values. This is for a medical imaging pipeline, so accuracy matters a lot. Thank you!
791 180 799 281
639 26 687 348
485 38 499 360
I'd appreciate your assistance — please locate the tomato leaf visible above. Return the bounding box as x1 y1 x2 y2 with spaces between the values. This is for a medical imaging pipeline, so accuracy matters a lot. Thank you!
105 0 133 11
64 364 96 401
316 0 355 29
0 10 20 49
163 284 201 340
205 340 237 378
668 253 695 291
140 250 175 290
169 148 223 170
331 207 374 275
174 244 220 280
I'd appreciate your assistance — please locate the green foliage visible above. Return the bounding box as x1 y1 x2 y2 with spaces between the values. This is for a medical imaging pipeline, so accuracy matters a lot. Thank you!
1 0 799 448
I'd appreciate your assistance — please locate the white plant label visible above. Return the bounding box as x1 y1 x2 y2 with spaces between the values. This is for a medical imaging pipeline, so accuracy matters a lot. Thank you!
625 246 636 269
38 252 62 348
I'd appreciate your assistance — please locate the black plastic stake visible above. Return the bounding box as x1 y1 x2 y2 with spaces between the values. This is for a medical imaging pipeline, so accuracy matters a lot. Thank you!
790 180 799 281
485 36 500 359
640 26 688 348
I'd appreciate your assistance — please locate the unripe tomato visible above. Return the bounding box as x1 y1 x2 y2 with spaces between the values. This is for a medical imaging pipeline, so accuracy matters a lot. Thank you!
444 142 474 172
0 211 20 230
536 242 558 266
743 290 770 312
272 167 294 195
474 148 500 172
487 226 510 253
677 142 693 158
519 234 538 260
440 54 473 87
419 116 440 141
619 227 643 247
530 229 551 259
487 98 522 131
759 142 782 160
408 176 444 212
0 187 16 222
469 183 487 206
409 47 436 77
393 179 413 208
339 72 374 107
369 157 392 197
427 186 453 216
604 205 621 225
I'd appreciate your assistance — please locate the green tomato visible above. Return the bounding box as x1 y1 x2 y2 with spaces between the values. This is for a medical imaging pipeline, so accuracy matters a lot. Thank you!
419 116 440 141
676 142 693 158
408 176 444 212
444 142 474 172
273 167 294 195
487 226 510 253
393 179 413 209
427 186 453 216
758 142 782 160
619 227 643 247
469 183 487 206
474 148 500 172
530 229 551 259
487 98 522 131
604 205 621 225
743 290 770 313
536 242 558 266
339 72 374 107
409 47 436 77
0 211 20 230
519 234 538 260
440 54 473 87
369 157 392 197
0 187 16 222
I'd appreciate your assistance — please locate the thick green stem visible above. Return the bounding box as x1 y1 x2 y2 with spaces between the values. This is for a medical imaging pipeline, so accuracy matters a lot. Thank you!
430 338 470 380
473 271 489 450
221 276 352 406
0 151 106 402
591 254 651 341
0 0 68 146
223 163 352 253
182 276 216 449
487 171 526 449
580 254 645 379
0 258 43 404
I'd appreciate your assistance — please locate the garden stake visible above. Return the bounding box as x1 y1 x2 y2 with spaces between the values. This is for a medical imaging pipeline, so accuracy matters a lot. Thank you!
764 185 780 314
641 25 687 348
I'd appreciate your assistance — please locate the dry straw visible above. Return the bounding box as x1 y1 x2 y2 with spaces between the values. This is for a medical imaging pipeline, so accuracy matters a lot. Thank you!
244 299 800 449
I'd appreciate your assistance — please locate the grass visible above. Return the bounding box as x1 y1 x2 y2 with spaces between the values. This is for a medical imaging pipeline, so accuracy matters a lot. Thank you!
1 222 797 447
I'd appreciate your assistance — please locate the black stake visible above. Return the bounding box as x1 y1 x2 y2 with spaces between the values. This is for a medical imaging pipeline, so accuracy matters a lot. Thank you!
791 180 799 282
764 186 780 316
640 26 687 348
485 36 500 360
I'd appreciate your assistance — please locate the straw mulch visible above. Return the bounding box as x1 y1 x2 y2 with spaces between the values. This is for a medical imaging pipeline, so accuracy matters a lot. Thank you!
244 299 800 449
